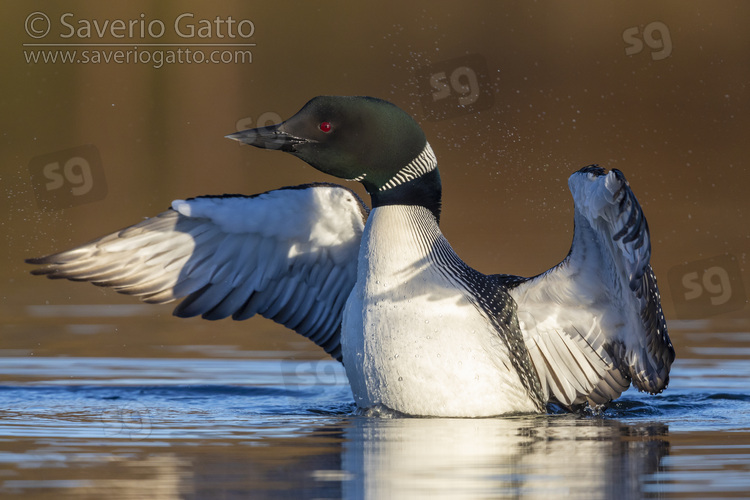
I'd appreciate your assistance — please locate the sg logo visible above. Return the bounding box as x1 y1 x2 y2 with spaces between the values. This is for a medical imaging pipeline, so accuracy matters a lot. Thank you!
623 21 672 61
668 254 747 319
43 156 95 196
282 359 348 389
28 145 107 210
234 112 283 147
682 267 733 306
430 66 481 107
100 402 152 440
419 54 494 121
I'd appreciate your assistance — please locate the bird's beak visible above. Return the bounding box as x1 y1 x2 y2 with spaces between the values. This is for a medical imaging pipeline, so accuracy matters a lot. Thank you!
225 123 310 152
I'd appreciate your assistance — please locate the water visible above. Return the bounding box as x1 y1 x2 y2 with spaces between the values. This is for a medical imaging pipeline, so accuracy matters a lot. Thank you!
1 324 749 499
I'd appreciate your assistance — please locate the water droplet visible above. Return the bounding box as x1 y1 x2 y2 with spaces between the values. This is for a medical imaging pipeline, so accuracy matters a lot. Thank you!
398 377 403 382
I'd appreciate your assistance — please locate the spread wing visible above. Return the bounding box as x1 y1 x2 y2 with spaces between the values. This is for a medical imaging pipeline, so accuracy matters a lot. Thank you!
26 183 368 361
508 166 675 408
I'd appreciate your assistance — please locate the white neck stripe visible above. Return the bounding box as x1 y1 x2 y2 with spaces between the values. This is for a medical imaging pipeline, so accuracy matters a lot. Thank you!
379 143 437 192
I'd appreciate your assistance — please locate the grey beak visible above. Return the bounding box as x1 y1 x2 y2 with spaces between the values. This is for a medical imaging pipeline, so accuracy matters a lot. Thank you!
225 123 309 152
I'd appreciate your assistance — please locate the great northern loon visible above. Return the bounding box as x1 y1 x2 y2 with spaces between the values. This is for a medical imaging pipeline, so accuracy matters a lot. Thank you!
27 95 675 417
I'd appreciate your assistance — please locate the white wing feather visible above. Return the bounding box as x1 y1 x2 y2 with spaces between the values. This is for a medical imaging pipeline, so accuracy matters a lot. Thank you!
510 166 674 408
28 183 368 361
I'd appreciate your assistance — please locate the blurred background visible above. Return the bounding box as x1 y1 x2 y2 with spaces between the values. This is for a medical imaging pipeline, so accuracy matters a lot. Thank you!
2 0 748 360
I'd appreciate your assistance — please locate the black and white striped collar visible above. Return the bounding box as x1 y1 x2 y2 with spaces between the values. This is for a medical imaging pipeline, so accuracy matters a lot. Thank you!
379 142 437 192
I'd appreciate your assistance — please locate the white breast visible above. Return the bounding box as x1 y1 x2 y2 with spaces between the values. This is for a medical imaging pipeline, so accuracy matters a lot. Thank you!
341 206 540 417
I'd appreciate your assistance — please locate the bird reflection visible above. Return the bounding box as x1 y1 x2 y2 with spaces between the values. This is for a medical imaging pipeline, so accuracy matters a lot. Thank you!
339 415 668 499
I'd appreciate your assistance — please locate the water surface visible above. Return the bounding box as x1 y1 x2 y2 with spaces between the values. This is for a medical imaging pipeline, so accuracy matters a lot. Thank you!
1 319 749 499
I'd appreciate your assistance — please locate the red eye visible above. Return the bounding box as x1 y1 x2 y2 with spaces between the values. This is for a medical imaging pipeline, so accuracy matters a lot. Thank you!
319 121 332 133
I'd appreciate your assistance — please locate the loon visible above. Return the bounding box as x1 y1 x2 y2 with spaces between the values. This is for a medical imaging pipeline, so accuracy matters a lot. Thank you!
27 96 675 417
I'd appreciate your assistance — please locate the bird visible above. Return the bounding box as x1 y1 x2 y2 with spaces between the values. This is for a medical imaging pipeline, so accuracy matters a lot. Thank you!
27 95 675 417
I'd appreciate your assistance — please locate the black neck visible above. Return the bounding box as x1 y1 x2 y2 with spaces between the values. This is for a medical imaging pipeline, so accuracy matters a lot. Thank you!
369 169 442 223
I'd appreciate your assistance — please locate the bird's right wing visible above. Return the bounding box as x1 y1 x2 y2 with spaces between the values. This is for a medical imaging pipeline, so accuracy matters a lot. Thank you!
508 167 674 408
27 183 368 361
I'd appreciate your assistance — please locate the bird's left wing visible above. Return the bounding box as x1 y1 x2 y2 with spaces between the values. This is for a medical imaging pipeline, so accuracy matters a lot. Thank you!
27 183 368 361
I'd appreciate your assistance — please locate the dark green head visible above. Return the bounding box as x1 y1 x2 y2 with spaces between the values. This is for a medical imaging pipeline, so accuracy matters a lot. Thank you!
227 96 438 197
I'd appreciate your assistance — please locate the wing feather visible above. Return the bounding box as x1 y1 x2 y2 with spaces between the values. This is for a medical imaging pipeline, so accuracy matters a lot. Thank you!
510 166 674 408
27 183 368 361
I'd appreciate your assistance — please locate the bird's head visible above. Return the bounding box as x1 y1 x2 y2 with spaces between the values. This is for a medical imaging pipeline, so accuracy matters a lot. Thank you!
227 96 435 196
